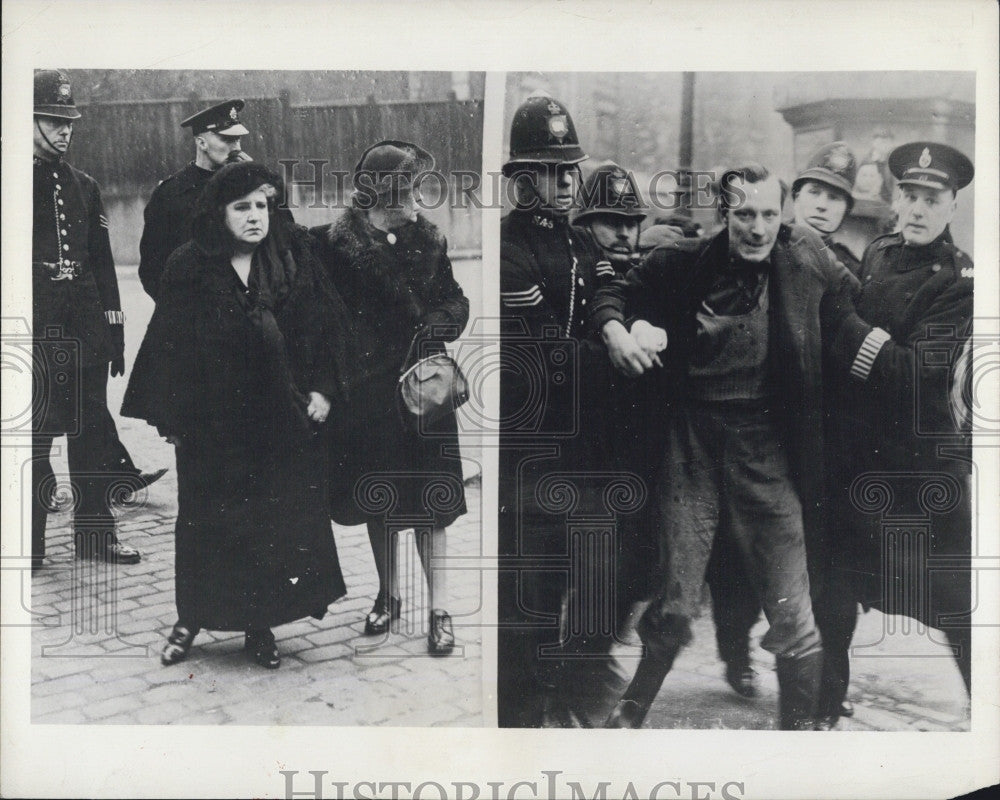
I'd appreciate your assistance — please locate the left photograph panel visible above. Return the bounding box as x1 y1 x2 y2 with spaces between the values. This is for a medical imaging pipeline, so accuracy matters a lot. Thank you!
25 69 487 726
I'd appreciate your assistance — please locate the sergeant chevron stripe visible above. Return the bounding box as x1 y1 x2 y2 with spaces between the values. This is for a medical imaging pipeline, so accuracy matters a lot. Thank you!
502 285 543 307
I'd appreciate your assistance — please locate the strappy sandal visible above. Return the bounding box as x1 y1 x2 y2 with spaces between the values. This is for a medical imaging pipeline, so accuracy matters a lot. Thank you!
161 623 198 666
363 592 402 636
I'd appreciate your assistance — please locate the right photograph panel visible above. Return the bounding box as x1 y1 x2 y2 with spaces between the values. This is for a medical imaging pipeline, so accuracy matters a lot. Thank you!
496 71 976 731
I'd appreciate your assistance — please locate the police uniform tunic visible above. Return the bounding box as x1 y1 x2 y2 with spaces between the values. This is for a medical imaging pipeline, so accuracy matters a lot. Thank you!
498 207 617 727
819 229 974 714
138 162 214 301
32 155 123 558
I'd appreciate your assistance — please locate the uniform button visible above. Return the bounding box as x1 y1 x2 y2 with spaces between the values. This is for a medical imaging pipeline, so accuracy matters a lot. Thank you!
63 244 69 251
61 229 67 236
577 277 584 286
59 214 65 220
865 275 872 282
63 259 71 266
52 172 58 178
580 298 587 306
55 184 62 190
57 199 63 206
932 264 941 272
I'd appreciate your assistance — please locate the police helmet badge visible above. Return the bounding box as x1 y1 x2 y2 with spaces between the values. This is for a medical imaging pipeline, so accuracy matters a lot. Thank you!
611 176 628 198
230 105 239 121
548 114 568 142
57 82 71 99
825 146 851 173
919 147 932 168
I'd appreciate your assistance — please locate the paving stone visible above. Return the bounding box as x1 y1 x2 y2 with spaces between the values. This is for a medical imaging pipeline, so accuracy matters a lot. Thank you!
34 708 87 724
896 702 962 725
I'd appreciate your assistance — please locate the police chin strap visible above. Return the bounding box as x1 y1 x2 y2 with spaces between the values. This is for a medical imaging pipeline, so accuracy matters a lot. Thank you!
35 117 69 159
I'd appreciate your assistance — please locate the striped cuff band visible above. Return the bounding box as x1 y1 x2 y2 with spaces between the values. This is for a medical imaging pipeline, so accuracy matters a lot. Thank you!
105 310 125 325
850 326 891 381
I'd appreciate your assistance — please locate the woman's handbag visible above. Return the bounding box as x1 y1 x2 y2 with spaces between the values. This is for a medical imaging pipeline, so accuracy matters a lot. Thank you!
397 333 469 428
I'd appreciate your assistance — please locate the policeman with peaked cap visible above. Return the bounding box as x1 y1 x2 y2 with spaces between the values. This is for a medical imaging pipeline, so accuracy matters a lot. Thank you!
499 96 629 728
817 141 975 729
138 99 251 300
573 161 647 274
31 69 142 567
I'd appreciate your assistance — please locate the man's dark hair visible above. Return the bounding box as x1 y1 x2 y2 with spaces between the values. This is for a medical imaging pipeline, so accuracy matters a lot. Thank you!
717 162 787 220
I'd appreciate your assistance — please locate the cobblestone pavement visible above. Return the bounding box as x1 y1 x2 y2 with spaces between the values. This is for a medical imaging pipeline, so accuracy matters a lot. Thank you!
614 602 971 732
26 270 970 731
28 269 485 727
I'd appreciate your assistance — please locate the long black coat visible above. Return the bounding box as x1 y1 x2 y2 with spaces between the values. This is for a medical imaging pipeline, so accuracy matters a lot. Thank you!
311 208 469 528
824 231 973 616
122 226 348 630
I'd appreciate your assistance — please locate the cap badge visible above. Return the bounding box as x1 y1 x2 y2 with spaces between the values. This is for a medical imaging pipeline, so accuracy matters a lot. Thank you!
229 106 238 121
547 100 561 115
548 114 568 142
919 147 932 168
611 177 628 197
57 83 71 98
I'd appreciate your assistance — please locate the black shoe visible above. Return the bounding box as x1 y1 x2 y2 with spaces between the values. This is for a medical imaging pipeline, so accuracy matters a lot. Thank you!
121 467 169 505
161 624 198 665
245 628 281 669
363 593 401 635
76 538 141 565
814 715 839 731
725 663 758 698
428 609 455 656
839 699 854 718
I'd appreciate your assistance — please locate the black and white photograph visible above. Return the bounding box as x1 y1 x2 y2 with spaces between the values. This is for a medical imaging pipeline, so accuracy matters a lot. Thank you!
497 70 979 732
21 68 487 726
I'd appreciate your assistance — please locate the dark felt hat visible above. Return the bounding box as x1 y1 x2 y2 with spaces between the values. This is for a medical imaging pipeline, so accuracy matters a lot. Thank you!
353 139 435 195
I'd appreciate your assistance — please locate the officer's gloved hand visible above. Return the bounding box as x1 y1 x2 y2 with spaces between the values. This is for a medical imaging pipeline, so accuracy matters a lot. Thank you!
110 325 125 377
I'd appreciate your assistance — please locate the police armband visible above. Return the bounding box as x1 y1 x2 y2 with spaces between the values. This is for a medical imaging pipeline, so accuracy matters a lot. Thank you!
849 327 891 382
105 310 125 325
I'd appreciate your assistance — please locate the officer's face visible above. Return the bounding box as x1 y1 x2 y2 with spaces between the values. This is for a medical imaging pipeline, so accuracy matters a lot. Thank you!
793 180 849 234
33 116 73 158
726 175 782 262
588 214 640 265
224 187 270 251
199 132 243 168
532 164 578 215
894 184 957 246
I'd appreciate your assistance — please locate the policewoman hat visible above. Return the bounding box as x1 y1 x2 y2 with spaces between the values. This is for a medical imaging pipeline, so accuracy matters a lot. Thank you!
353 140 436 195
34 70 82 120
502 96 587 177
181 99 250 136
574 161 647 225
792 141 857 210
888 141 974 193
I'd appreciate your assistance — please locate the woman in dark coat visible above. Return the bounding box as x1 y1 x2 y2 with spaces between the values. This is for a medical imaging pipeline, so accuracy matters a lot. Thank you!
122 162 352 669
312 140 469 656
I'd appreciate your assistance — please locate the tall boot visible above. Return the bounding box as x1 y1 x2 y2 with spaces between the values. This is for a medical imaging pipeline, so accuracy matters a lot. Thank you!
776 649 823 730
603 606 689 729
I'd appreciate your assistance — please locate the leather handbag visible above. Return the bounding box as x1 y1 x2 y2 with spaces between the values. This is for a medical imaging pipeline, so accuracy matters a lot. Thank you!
397 333 469 427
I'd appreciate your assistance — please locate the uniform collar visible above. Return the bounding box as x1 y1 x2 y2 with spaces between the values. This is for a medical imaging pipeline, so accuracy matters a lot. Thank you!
896 230 951 271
